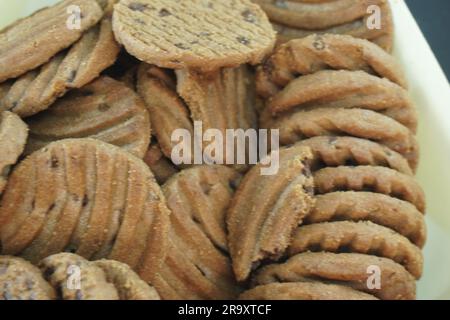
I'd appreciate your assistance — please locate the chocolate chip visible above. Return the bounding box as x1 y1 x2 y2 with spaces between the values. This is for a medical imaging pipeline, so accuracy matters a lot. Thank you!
68 70 77 83
274 0 288 9
48 203 56 212
43 266 55 279
313 36 326 50
242 9 256 23
237 36 251 45
82 195 89 207
128 2 148 11
51 156 59 168
175 43 189 50
98 103 111 112
159 8 171 16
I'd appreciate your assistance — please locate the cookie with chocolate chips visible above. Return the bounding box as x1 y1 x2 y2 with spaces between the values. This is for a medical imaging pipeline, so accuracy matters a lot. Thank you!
112 0 276 71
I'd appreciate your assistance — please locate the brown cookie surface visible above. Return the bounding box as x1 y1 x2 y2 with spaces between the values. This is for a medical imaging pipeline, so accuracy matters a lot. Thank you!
0 0 103 82
239 282 377 300
0 139 170 285
289 221 423 278
153 166 242 300
25 76 150 158
0 256 55 300
307 192 426 248
313 166 426 213
227 145 315 282
1 17 120 118
253 252 416 300
260 107 419 171
0 111 28 194
112 0 275 71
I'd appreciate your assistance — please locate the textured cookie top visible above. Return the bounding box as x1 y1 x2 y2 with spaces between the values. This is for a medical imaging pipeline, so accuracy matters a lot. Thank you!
0 0 103 82
112 0 276 71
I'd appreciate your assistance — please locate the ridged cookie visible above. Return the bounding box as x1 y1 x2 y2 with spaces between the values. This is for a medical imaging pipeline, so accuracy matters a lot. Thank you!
296 136 413 175
112 0 276 71
239 282 377 300
260 107 419 171
0 256 55 300
0 0 103 82
256 34 406 98
253 252 416 300
25 76 150 158
288 221 423 278
39 253 119 300
271 1 394 52
0 111 28 194
153 166 242 300
266 70 416 132
227 145 315 282
0 17 120 118
314 166 426 213
0 139 170 285
307 192 426 248
93 259 160 300
143 143 179 185
137 64 193 160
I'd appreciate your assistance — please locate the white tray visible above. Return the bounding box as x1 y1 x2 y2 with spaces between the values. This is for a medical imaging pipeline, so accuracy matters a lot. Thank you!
1 0 449 300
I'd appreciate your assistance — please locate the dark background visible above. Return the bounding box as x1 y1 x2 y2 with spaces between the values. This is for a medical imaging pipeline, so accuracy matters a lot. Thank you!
406 0 450 80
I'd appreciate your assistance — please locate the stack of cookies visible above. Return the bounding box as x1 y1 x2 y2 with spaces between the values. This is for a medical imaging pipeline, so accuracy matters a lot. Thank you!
251 33 425 300
0 0 426 300
252 0 394 52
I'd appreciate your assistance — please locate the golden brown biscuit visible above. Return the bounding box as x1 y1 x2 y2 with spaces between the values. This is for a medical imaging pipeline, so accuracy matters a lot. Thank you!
0 0 103 82
0 139 170 286
0 111 28 194
153 166 242 300
260 107 419 171
314 166 426 213
239 282 377 300
307 192 426 248
253 252 416 300
288 221 423 278
0 256 55 300
112 0 276 71
25 76 150 158
0 17 120 117
227 145 315 282
296 136 413 175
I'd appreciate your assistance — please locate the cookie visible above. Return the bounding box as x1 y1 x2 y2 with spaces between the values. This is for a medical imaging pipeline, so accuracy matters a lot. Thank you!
0 256 55 300
112 0 276 71
0 0 103 82
152 166 242 300
253 0 384 29
308 192 426 248
253 252 416 300
25 76 150 158
296 136 413 175
260 108 419 171
271 1 394 52
239 282 377 300
0 17 120 118
137 64 194 160
256 34 406 99
0 139 170 286
288 221 423 278
39 253 119 300
93 259 160 300
266 70 417 132
176 65 260 170
143 143 179 185
314 166 426 213
227 145 315 282
0 111 28 194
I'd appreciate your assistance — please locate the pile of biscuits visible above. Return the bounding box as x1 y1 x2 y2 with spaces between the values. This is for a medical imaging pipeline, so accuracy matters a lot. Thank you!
0 0 425 300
